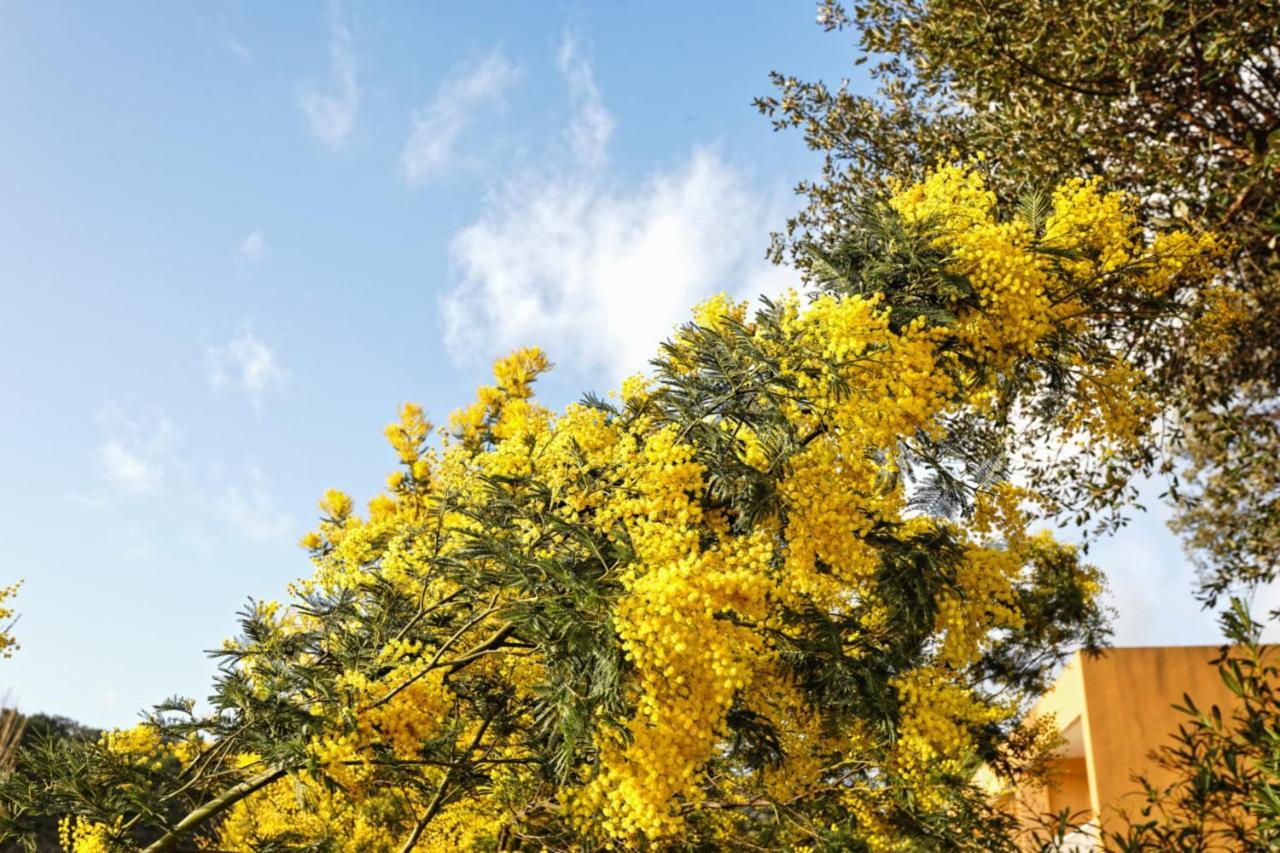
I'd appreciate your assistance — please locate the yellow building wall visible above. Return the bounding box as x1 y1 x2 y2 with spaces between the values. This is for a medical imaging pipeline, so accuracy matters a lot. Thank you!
1046 757 1091 819
1004 645 1251 843
1005 654 1094 832
1078 646 1241 831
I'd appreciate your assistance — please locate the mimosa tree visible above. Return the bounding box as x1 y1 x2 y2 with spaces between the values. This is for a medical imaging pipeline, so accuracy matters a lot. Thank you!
1 165 1226 851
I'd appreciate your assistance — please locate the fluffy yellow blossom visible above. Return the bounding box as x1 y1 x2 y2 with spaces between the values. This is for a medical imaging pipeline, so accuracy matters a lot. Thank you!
0 580 20 658
691 290 749 331
583 534 773 839
58 816 122 853
217 770 397 852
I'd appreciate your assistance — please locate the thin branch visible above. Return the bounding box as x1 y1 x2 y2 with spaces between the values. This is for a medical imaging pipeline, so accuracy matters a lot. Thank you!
399 713 496 853
141 765 286 853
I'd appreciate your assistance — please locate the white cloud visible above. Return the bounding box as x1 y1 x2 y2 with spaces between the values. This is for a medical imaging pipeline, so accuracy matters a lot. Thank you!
206 329 288 410
94 406 176 496
300 1 359 150
441 37 789 382
216 469 296 543
400 48 520 188
98 440 162 494
556 33 614 170
235 230 269 265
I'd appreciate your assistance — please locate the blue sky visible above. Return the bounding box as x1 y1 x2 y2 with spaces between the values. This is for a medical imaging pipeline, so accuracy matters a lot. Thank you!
0 2 1252 729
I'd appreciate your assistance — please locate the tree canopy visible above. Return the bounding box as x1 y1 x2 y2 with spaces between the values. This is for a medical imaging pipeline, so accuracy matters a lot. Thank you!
0 165 1225 851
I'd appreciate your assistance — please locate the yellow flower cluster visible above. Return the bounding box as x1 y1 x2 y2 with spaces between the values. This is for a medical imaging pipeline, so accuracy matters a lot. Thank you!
1188 281 1250 360
305 650 462 793
778 438 882 608
102 723 163 760
217 770 397 852
840 789 913 853
582 535 773 839
690 290 748 332
0 580 20 658
768 295 958 615
354 667 453 759
1068 359 1160 449
58 816 121 853
748 665 834 802
1042 177 1140 272
99 723 197 771
936 546 1024 669
892 665 1013 803
414 796 509 851
892 163 1219 453
892 165 1052 362
598 424 707 566
450 346 551 449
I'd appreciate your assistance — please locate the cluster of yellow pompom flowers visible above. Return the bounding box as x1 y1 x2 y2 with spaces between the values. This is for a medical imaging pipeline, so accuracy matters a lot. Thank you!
0 581 20 659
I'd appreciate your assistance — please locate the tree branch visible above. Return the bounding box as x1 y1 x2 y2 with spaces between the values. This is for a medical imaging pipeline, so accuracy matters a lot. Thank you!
142 765 286 853
399 712 496 852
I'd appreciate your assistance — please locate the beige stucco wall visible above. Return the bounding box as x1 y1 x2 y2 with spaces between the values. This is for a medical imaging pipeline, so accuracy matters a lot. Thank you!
1008 645 1247 842
1009 653 1095 830
1078 646 1239 831
1046 757 1092 819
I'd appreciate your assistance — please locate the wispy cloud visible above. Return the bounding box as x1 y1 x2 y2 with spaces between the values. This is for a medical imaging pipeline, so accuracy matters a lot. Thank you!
399 48 520 188
216 468 296 543
441 34 787 382
223 33 252 63
98 441 161 494
300 1 359 150
235 230 269 265
556 34 614 170
206 329 288 410
93 405 177 496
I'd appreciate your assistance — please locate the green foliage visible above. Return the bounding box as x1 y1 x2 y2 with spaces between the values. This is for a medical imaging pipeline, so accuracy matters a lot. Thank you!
0 713 105 851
